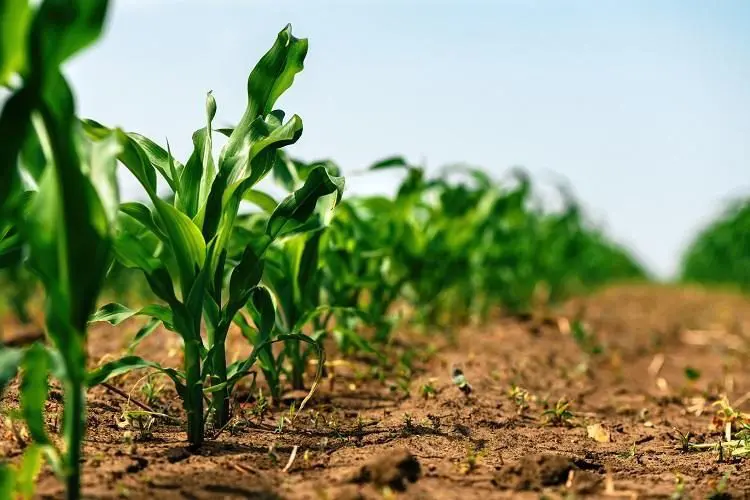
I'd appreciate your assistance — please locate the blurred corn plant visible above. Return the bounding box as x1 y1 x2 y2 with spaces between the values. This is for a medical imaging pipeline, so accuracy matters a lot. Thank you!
84 25 344 444
0 2 116 500
679 197 750 292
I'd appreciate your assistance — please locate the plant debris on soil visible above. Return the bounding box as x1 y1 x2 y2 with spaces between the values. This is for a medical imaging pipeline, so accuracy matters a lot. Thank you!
2 283 750 499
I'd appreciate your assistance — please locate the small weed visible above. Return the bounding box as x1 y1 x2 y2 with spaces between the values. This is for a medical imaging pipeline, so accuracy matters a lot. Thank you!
507 384 531 414
139 375 165 408
275 404 296 434
670 473 686 500
252 389 269 424
116 411 155 441
711 396 748 440
570 320 603 356
541 399 575 427
459 445 484 475
309 410 321 429
402 413 414 432
671 428 694 452
420 380 438 399
706 470 732 500
618 441 637 460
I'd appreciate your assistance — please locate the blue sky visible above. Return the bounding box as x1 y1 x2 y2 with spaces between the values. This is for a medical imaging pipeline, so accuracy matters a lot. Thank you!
64 0 750 278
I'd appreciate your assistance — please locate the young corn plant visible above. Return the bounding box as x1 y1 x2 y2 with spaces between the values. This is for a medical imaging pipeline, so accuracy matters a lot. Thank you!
0 2 117 499
231 156 358 400
85 24 344 444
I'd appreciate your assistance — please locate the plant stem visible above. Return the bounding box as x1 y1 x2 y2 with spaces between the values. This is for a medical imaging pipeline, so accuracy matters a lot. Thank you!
210 340 230 428
63 377 85 500
183 339 203 448
289 340 304 390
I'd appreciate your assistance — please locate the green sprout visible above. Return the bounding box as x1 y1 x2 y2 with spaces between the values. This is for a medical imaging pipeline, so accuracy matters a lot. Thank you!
541 399 575 427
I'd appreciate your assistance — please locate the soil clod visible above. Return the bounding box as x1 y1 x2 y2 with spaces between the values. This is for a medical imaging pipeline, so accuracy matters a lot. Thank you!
166 447 191 464
348 448 421 491
492 453 601 492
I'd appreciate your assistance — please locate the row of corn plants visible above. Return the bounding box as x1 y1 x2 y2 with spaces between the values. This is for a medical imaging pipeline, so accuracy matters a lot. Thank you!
300 158 648 349
0 1 648 498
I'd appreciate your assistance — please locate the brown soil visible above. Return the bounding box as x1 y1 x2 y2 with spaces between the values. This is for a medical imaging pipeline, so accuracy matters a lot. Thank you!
3 283 750 499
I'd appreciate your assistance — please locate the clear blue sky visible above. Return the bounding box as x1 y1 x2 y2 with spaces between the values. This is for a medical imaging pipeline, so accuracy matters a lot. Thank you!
64 0 750 278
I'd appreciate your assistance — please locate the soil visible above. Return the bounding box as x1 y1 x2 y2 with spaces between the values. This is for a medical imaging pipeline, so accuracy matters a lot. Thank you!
2 283 750 499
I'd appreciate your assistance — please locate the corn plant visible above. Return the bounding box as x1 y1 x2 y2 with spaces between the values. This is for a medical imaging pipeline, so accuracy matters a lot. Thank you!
230 156 358 399
0 2 116 499
85 24 344 444
680 196 750 292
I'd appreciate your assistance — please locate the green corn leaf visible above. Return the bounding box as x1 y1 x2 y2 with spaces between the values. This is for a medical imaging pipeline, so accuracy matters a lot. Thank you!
232 311 258 345
296 230 322 306
262 249 295 329
128 317 162 353
291 305 363 335
0 87 35 220
177 91 216 219
333 327 382 358
83 130 121 225
28 0 109 78
0 0 31 85
112 230 161 273
201 93 217 209
266 165 344 241
153 198 206 297
88 302 133 324
89 302 173 329
240 115 303 186
248 286 275 340
127 132 183 192
18 121 47 186
178 128 210 219
226 244 264 320
83 121 159 197
144 267 179 308
220 24 307 167
0 346 23 396
243 189 278 214
272 151 301 191
202 115 303 278
202 381 227 394
87 355 186 395
20 343 51 445
0 463 15 500
17 444 43 500
119 202 167 242
368 156 409 171
26 73 118 333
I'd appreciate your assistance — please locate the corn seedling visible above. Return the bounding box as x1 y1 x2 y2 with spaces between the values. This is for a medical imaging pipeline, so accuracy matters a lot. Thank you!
85 25 344 447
